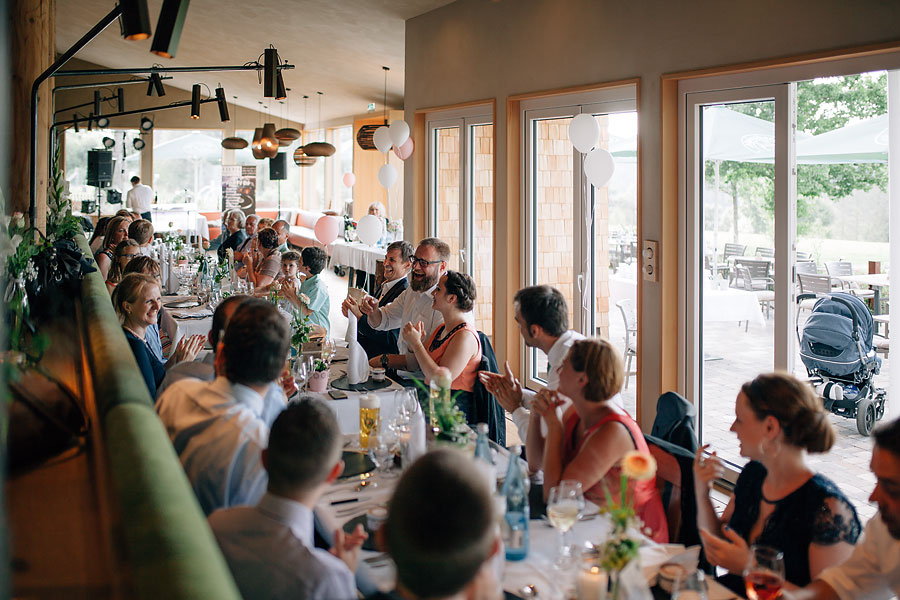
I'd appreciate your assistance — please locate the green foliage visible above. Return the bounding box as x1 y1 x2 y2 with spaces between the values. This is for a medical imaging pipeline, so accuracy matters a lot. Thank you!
46 143 83 241
290 310 314 348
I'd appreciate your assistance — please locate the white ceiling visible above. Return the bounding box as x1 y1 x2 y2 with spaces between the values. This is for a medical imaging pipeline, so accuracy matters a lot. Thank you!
54 0 455 125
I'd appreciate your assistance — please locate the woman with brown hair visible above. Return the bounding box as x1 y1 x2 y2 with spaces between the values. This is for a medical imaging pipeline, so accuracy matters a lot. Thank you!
89 216 111 254
95 215 130 280
105 239 141 293
527 338 668 542
694 372 861 589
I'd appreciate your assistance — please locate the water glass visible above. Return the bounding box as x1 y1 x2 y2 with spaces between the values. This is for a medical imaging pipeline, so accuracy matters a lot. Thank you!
547 480 585 569
672 570 709 600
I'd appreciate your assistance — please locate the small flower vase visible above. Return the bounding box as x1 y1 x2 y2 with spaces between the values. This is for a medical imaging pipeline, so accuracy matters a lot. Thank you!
309 369 329 393
5 277 29 353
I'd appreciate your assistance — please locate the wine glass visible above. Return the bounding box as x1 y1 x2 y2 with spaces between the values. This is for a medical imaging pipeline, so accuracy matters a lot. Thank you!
547 480 585 569
672 570 709 600
292 355 312 393
368 421 398 478
321 337 336 365
743 545 785 600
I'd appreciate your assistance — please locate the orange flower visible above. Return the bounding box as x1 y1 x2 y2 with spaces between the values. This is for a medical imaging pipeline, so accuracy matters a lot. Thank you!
621 451 656 481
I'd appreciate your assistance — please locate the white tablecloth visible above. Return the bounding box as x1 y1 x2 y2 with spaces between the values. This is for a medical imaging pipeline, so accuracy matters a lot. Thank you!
330 240 387 274
159 296 212 349
152 206 209 240
703 288 765 327
307 371 405 435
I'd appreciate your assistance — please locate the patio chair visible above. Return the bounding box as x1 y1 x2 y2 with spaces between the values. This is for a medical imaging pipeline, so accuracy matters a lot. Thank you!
712 243 746 279
874 335 889 358
736 266 775 323
824 261 876 301
616 299 637 389
796 251 812 261
733 258 773 290
755 247 775 260
797 272 833 313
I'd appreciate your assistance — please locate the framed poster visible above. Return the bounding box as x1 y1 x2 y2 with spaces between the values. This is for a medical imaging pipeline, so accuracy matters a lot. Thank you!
222 165 257 213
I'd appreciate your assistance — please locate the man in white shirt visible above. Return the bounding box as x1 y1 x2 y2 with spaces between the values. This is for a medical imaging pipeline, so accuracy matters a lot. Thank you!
156 298 290 515
359 237 448 371
786 417 900 600
209 398 367 600
479 285 584 443
126 176 154 221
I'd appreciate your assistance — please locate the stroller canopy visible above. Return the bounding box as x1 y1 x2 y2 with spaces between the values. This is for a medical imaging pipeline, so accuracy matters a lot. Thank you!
800 292 877 378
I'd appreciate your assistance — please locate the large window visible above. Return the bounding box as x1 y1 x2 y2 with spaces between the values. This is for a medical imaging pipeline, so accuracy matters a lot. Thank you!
427 107 495 338
233 130 302 210
331 125 354 214
522 88 638 413
153 129 222 210
64 129 141 215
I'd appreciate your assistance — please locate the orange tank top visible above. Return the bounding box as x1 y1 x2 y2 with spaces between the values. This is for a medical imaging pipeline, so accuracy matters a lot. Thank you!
425 322 482 392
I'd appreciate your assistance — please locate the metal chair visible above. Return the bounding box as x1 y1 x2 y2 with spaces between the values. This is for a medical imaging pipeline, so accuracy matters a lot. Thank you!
736 266 775 326
616 299 637 389
733 258 773 290
797 272 833 313
713 243 747 278
824 261 876 301
796 251 812 261
755 247 775 260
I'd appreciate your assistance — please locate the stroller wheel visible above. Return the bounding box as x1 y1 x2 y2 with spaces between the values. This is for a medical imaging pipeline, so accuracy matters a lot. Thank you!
856 396 877 436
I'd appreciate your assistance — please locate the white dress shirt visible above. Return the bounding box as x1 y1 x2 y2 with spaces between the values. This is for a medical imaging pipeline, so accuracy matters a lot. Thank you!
156 376 269 515
818 514 900 599
126 183 154 213
372 283 443 355
511 329 585 441
209 493 356 600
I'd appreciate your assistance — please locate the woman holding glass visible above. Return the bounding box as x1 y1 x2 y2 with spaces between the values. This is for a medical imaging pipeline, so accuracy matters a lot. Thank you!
528 338 668 543
694 372 860 591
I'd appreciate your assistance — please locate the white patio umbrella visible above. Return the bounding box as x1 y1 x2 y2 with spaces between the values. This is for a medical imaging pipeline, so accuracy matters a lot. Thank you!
796 113 888 164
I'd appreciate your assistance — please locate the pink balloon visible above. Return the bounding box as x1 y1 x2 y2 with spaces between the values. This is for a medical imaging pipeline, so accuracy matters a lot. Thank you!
342 172 356 188
392 137 414 160
314 215 341 246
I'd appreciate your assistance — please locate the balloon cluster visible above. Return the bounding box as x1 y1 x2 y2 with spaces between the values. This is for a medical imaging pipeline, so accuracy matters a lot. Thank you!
372 119 414 190
568 113 615 187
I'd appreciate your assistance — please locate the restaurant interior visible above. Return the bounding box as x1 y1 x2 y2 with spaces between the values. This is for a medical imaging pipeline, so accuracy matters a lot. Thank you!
4 0 900 597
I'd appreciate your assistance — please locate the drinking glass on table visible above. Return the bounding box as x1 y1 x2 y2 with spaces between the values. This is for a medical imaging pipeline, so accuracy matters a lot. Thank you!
292 355 313 392
547 480 585 569
368 421 398 480
743 545 785 600
672 569 709 600
321 337 336 365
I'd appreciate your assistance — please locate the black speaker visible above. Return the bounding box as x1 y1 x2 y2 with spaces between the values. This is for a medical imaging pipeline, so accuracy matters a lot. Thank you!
87 150 113 188
269 153 287 180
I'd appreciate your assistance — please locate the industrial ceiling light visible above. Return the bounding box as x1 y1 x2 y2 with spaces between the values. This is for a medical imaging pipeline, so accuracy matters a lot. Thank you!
102 136 116 149
116 87 125 112
293 147 317 166
150 0 190 58
263 47 278 98
303 91 336 157
140 116 154 131
119 0 152 41
133 138 146 150
190 84 201 119
96 116 110 128
215 86 229 122
93 90 101 116
148 72 166 97
73 115 79 132
87 113 94 131
275 71 287 101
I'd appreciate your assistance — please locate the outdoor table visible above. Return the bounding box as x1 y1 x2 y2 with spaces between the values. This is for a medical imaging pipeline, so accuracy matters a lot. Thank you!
831 273 889 315
703 287 766 328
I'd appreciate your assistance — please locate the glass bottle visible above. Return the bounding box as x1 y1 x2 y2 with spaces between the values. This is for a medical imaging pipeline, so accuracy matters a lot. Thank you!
501 445 529 561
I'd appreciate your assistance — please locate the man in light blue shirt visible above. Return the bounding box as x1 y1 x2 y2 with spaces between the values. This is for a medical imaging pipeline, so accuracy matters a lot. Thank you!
209 398 367 600
156 299 290 515
289 246 331 335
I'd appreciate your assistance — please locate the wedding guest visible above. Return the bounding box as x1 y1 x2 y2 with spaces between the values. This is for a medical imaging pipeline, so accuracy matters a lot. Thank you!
258 217 275 230
234 214 260 263
694 373 860 589
112 273 204 397
105 239 141 293
253 250 301 296
95 215 130 280
283 246 330 335
156 298 290 514
209 398 367 600
401 271 481 421
529 338 668 542
479 285 585 443
218 209 248 260
273 219 291 253
785 417 900 600
123 256 165 361
342 240 412 358
89 216 111 254
367 449 501 600
360 238 447 372
367 202 385 217
244 227 281 289
128 218 156 259
115 208 136 222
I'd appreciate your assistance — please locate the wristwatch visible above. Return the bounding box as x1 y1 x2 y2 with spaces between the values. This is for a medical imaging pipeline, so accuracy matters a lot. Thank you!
380 354 389 368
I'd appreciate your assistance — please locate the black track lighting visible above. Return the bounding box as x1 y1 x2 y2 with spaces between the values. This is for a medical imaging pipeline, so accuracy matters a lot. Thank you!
73 115 79 132
215 87 229 122
119 0 152 41
93 90 101 116
87 113 94 131
117 87 125 112
263 48 278 98
151 0 191 59
133 138 146 151
96 116 110 128
140 116 154 131
276 71 286 101
102 136 115 149
148 72 166 97
190 84 201 119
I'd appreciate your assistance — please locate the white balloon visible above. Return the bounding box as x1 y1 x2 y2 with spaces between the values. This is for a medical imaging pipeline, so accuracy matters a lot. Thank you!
584 148 616 188
378 163 398 189
373 126 393 154
389 120 410 147
357 214 383 246
568 113 601 154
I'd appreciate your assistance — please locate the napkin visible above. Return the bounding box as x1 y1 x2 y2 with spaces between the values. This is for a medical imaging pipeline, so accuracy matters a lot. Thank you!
167 245 179 294
345 313 369 384
159 244 169 292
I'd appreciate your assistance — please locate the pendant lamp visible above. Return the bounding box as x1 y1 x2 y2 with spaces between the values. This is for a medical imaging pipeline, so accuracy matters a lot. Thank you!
293 147 317 166
260 122 279 158
302 91 336 157
357 66 390 151
251 127 265 159
276 93 301 143
222 96 248 149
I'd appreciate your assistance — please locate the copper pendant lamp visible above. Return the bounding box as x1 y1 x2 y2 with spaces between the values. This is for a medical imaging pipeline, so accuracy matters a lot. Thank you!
358 66 390 151
260 122 279 158
292 147 317 166
222 96 248 149
276 93 301 143
303 91 336 157
251 127 265 159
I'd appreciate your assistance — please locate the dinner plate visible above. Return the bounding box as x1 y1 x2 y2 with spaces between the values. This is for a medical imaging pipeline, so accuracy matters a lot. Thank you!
164 300 201 309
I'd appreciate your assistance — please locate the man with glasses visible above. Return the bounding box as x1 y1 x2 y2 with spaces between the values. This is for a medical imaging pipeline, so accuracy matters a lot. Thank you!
360 238 448 371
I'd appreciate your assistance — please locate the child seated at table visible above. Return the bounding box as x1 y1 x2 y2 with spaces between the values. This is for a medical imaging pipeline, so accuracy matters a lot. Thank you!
128 219 156 260
255 251 302 297
283 246 330 336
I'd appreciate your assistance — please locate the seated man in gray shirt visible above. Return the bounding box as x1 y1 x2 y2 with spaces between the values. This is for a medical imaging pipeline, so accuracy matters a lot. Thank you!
209 398 367 600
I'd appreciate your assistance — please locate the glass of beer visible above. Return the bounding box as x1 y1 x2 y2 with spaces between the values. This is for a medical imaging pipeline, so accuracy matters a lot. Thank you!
359 394 381 449
744 545 785 600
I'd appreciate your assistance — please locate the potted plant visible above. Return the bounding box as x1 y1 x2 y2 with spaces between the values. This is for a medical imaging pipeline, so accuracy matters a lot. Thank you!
308 358 329 393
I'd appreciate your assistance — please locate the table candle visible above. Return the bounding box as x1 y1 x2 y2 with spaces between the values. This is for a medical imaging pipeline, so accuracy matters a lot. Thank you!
576 565 607 600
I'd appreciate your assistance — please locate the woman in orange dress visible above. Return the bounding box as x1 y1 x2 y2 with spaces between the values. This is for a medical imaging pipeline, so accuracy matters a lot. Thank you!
529 338 669 543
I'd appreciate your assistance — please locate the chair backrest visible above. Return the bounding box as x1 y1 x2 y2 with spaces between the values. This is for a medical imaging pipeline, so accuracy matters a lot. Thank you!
798 272 832 294
615 299 636 352
734 257 771 279
647 442 683 543
795 260 818 276
796 251 812 261
755 247 775 259
473 332 506 446
723 243 746 259
825 261 854 277
735 266 754 291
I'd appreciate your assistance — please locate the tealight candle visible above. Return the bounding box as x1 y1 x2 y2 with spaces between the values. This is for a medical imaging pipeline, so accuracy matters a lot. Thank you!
576 565 607 600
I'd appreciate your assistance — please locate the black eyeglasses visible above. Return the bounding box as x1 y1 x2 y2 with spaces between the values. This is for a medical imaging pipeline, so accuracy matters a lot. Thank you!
410 256 442 268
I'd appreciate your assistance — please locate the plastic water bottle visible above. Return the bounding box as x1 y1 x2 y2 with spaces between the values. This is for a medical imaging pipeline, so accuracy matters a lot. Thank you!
501 445 529 561
474 423 493 464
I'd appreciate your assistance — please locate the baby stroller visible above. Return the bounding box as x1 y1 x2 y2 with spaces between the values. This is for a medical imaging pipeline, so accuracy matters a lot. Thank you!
797 292 886 436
